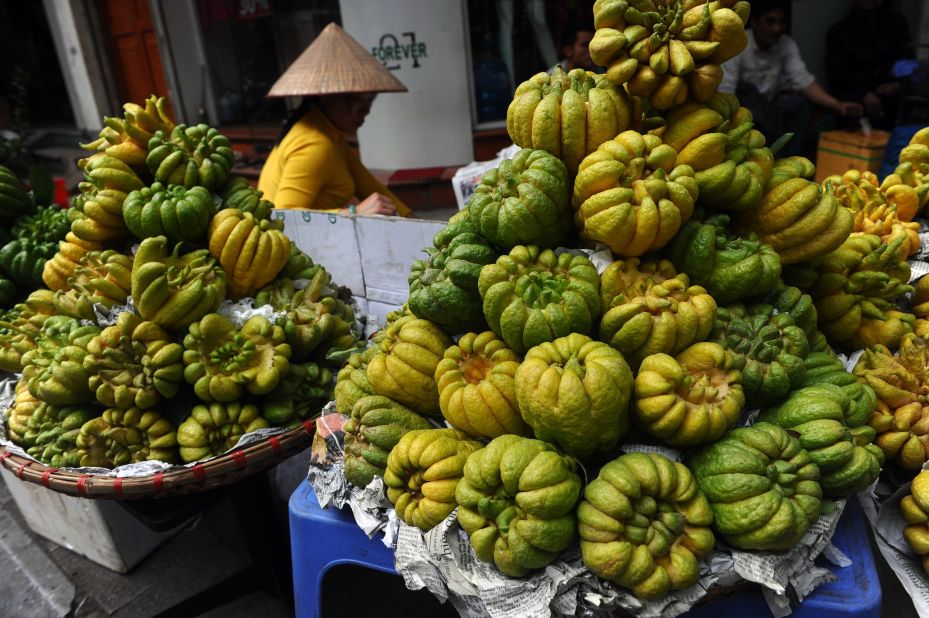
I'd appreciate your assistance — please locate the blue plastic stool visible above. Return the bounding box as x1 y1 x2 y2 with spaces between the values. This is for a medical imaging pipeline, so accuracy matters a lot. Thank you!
289 480 396 618
684 498 881 617
290 479 881 617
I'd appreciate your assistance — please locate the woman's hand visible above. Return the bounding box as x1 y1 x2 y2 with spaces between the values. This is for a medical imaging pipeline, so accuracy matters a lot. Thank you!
835 100 864 117
346 193 397 216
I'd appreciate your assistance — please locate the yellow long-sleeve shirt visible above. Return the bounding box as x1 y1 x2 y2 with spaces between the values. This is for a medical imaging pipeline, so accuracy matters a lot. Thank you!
258 106 410 215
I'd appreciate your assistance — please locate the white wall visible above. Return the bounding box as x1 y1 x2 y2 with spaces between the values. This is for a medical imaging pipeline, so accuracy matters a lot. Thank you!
338 0 475 169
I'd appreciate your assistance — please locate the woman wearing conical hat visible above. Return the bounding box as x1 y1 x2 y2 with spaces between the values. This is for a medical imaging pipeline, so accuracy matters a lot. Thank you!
259 23 411 216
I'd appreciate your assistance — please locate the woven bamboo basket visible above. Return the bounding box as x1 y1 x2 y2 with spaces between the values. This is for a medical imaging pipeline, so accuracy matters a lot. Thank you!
0 420 315 499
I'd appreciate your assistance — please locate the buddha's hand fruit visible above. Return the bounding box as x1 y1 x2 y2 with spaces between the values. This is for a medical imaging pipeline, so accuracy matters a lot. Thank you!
456 434 582 577
634 342 744 446
177 402 269 463
366 315 451 415
516 333 633 458
384 428 482 531
466 148 571 250
479 245 600 354
84 311 184 410
122 182 215 242
579 452 715 599
77 407 178 467
690 422 822 550
132 236 226 330
901 470 929 574
435 331 528 439
208 209 291 299
343 395 432 489
182 313 291 402
573 131 698 256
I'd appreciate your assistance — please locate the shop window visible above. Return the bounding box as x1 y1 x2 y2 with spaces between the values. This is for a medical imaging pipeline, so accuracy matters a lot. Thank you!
467 0 594 127
198 0 341 127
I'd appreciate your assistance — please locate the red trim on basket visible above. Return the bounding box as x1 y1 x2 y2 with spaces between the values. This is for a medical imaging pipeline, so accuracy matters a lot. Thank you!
76 475 89 496
302 420 314 435
192 464 206 481
269 436 282 454
153 472 164 492
0 451 12 462
232 450 247 468
41 468 59 487
113 477 123 497
16 463 26 479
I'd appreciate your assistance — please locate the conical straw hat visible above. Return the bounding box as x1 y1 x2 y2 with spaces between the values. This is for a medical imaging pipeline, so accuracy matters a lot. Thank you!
267 23 407 97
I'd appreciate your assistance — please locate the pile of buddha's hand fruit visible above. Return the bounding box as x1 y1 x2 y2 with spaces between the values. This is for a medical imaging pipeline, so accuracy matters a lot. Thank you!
337 0 929 599
9 2 929 601
0 165 70 307
3 95 360 467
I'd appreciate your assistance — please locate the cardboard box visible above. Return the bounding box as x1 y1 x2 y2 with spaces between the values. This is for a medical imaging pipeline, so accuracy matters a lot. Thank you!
274 210 445 320
1 468 189 572
815 129 890 182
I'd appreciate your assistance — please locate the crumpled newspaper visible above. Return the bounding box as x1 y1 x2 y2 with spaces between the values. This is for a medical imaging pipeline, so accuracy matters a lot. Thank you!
860 467 929 617
582 244 617 275
307 427 850 617
910 259 929 284
98 295 285 330
216 297 285 327
92 299 136 327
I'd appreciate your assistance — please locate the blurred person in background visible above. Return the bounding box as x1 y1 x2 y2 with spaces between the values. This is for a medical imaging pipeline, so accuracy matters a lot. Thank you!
558 20 598 72
259 23 411 216
826 0 911 130
720 0 862 156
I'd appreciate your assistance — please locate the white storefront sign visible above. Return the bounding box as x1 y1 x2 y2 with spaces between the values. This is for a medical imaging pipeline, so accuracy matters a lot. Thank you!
338 0 474 169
